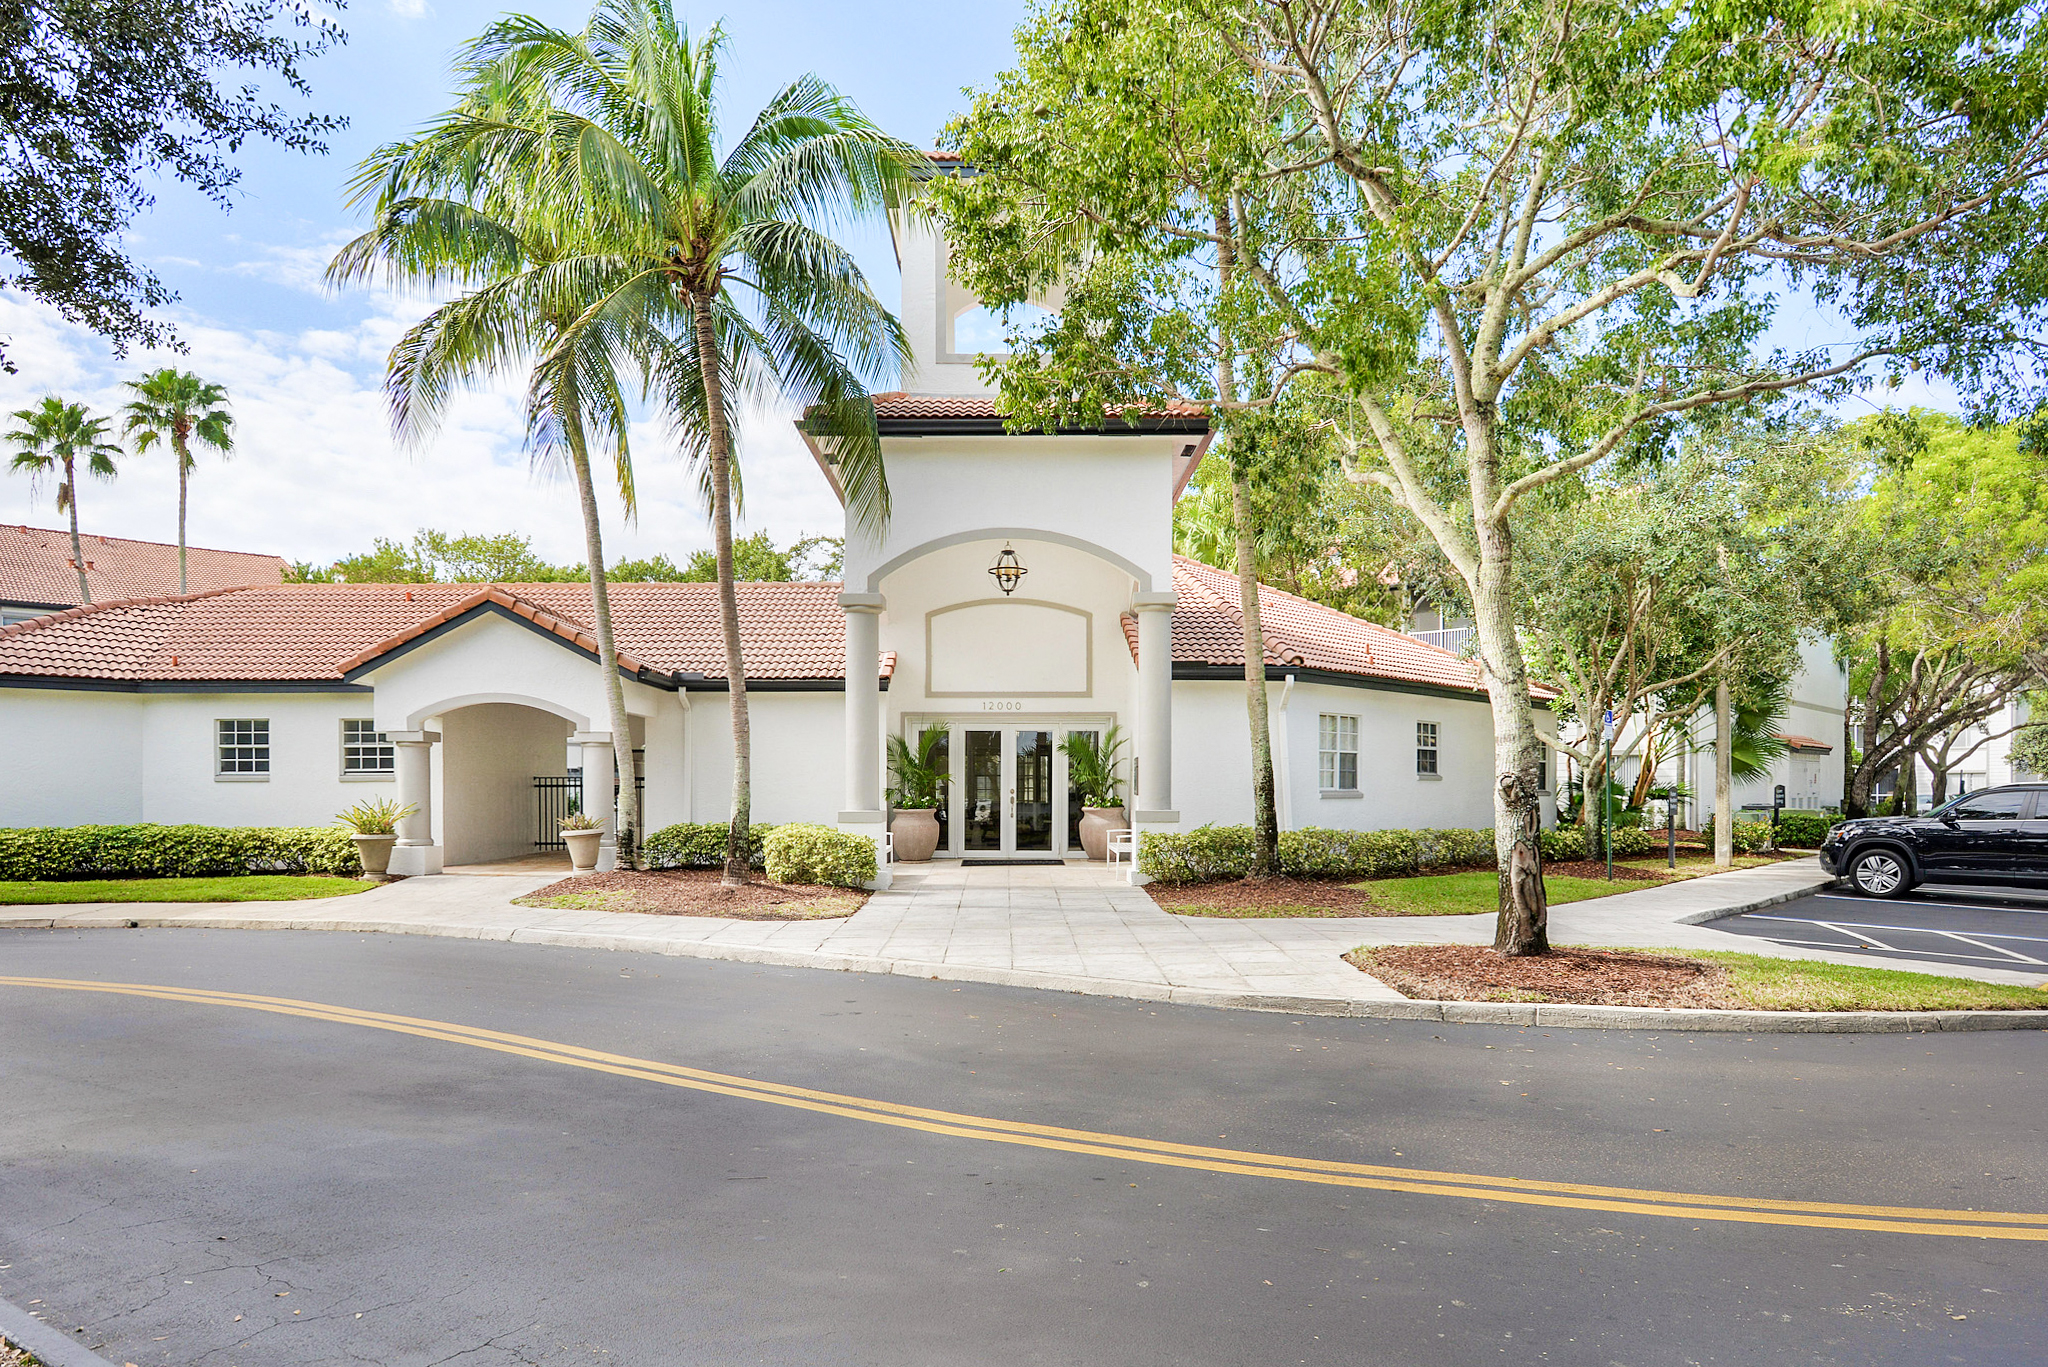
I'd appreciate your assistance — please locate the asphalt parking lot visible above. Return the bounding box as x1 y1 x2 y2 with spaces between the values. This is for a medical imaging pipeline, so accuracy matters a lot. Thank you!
1713 881 2048 971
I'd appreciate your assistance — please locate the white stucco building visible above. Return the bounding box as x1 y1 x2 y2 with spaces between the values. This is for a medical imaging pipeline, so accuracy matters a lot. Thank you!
0 195 1555 881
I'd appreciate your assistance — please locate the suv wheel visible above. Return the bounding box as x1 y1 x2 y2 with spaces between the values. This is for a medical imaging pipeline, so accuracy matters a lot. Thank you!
1848 849 1913 898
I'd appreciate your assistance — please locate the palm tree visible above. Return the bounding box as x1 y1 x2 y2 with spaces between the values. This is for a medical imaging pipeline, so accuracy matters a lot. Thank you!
450 1 915 884
120 369 234 594
7 398 121 604
329 0 915 883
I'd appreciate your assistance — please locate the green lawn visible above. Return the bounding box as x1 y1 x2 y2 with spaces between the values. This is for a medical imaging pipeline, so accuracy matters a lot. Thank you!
0 876 374 905
1354 870 1658 916
1680 950 2048 1012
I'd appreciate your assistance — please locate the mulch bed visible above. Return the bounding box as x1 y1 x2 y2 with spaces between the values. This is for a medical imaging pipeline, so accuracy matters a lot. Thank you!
516 867 866 920
1350 944 1736 1008
1542 860 1664 881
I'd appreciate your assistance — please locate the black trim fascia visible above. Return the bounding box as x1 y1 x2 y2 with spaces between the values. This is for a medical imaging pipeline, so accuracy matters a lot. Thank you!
1 599 71 613
872 417 1210 438
338 599 679 690
0 676 372 694
1170 662 1552 709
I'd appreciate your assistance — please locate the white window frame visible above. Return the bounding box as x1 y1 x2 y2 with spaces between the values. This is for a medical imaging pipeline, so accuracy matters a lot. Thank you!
1318 713 1359 793
1416 721 1440 778
340 718 396 780
216 718 270 781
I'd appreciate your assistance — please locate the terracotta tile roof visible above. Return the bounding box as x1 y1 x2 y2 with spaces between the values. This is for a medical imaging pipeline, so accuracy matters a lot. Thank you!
926 150 964 163
869 392 1207 423
0 581 871 685
0 524 283 609
1776 733 1835 753
1163 556 1554 700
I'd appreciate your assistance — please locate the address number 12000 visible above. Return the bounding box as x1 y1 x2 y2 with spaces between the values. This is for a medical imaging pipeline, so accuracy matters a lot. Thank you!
979 700 1025 712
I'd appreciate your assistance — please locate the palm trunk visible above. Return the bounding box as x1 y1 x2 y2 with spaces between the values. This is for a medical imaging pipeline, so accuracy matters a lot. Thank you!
65 458 89 604
692 294 751 885
1473 518 1548 956
1214 208 1280 876
563 424 642 871
172 431 191 596
1714 678 1733 867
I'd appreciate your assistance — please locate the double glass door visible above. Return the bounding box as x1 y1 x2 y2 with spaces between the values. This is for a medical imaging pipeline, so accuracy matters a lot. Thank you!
908 719 1108 858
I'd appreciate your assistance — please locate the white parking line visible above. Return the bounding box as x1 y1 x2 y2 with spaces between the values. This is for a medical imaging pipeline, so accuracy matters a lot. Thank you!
1810 920 1903 953
1808 893 2048 916
1743 934 2039 968
1747 914 2048 946
1930 931 2048 965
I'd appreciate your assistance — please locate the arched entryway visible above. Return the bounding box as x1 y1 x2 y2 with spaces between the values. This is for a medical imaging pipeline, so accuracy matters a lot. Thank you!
439 702 577 867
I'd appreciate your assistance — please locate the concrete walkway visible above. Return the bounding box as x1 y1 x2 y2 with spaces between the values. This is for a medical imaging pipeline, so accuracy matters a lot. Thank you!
7 856 2046 1021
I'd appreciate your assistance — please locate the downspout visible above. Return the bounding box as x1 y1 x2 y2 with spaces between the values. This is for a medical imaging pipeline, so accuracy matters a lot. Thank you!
1275 674 1296 831
677 689 695 823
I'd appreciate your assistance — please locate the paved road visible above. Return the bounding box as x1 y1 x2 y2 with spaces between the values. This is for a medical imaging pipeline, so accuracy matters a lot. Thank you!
2 927 2044 1367
1714 884 2048 973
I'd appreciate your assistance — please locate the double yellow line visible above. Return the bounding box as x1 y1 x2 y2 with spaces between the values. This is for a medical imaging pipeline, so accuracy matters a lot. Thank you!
6 974 2045 1241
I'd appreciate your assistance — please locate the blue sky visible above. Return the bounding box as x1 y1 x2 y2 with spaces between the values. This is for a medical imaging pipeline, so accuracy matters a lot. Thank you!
0 0 1026 568
0 0 1959 571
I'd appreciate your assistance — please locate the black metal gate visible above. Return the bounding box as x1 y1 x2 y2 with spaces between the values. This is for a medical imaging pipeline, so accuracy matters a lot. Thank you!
533 775 582 849
532 759 646 849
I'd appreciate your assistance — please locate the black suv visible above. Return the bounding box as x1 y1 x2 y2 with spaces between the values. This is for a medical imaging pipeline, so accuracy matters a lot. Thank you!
1821 784 2048 897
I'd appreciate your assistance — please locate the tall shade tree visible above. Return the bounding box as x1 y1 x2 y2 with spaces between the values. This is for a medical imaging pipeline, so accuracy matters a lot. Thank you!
945 0 2048 953
6 397 121 603
121 368 234 594
331 0 917 884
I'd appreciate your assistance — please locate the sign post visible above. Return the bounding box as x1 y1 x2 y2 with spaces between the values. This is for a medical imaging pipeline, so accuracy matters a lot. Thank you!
1773 783 1786 847
1602 710 1616 881
1668 792 1679 869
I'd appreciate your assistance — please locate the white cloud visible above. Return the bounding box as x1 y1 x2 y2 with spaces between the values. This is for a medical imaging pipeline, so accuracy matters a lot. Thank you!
0 287 847 572
387 0 433 20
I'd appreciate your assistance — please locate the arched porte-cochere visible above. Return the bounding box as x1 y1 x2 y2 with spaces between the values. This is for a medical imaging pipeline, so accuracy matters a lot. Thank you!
898 712 1120 859
439 701 576 867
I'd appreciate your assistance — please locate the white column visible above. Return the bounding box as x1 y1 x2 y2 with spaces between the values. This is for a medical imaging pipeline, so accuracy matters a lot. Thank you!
574 730 618 872
837 591 889 890
1130 592 1179 885
387 730 442 876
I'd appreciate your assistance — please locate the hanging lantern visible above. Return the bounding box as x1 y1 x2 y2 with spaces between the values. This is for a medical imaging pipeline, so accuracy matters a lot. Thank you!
987 542 1027 596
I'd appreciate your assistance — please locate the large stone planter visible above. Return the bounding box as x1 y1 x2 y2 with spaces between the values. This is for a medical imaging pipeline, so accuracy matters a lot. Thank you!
890 807 941 863
351 833 397 876
563 829 603 873
1078 806 1127 861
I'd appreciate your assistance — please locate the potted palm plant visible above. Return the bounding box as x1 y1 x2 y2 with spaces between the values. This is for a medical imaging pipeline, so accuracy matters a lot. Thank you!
560 803 605 873
1059 725 1129 860
335 797 418 877
886 729 949 862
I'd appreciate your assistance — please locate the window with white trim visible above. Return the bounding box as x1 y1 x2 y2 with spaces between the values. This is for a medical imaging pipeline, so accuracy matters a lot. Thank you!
341 719 394 774
217 719 269 775
1318 714 1359 791
1416 721 1439 775
1537 746 1549 793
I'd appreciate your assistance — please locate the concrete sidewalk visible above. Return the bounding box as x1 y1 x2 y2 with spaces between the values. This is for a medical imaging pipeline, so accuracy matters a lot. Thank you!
4 858 2044 1028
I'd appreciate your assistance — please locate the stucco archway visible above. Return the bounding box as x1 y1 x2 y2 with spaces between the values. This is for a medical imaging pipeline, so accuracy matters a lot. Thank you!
863 527 1153 593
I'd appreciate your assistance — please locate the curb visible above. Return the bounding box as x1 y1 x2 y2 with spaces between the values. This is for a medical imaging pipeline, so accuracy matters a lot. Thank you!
1670 870 1836 925
0 1294 121 1367
13 911 2043 1033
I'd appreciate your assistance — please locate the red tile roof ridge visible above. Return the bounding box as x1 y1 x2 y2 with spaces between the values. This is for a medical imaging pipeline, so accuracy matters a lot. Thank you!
0 584 254 639
1775 732 1836 752
1171 557 1305 667
335 584 653 676
2 523 281 560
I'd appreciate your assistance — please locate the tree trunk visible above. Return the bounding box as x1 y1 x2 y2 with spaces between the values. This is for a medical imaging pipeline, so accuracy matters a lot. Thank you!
1580 745 1601 832
1928 755 1949 809
174 434 190 596
1473 521 1547 957
1842 709 1855 816
692 294 752 886
64 458 89 604
562 405 642 871
1898 749 1918 816
1229 461 1281 875
1714 678 1733 867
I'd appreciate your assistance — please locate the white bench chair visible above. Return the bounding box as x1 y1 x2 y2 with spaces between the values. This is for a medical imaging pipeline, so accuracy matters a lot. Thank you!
1107 828 1134 868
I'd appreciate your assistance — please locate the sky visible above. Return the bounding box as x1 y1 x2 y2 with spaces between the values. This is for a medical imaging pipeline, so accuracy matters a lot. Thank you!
0 0 1027 570
1 0 1964 571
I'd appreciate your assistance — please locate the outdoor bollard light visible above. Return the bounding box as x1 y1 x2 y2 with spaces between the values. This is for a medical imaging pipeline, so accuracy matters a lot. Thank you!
1668 792 1678 869
1603 709 1616 881
988 543 1027 596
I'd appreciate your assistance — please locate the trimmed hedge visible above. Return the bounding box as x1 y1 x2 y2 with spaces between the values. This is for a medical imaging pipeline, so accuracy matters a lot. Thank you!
1539 825 1588 862
1702 817 1775 853
642 822 777 870
1770 810 1839 848
1138 824 1496 884
762 823 877 888
0 824 361 880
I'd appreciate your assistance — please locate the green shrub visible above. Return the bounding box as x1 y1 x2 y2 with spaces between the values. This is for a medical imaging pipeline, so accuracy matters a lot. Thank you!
641 822 776 869
1701 817 1775 853
762 824 876 888
1771 810 1838 848
0 824 361 880
1139 825 1496 884
1540 825 1588 861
